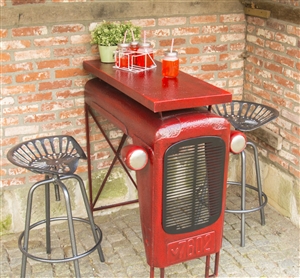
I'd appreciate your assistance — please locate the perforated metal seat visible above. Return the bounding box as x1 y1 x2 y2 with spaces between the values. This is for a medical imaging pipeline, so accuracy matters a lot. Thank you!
211 101 279 246
7 135 105 277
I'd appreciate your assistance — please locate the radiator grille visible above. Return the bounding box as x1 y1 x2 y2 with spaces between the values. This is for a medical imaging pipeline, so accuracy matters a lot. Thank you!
163 136 225 234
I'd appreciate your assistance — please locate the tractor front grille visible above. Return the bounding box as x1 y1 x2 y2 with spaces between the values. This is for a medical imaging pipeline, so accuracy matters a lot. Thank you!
163 136 226 234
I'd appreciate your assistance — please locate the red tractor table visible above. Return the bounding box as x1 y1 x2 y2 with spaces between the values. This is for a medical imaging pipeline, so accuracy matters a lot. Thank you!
83 59 232 278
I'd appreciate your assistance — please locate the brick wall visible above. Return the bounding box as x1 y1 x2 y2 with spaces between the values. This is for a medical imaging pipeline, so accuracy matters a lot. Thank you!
0 0 247 234
244 16 299 177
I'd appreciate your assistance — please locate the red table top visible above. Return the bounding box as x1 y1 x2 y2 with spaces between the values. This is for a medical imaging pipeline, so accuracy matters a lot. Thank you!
83 59 232 113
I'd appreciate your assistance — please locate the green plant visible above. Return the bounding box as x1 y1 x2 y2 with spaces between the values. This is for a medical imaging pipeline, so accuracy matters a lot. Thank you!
90 21 142 46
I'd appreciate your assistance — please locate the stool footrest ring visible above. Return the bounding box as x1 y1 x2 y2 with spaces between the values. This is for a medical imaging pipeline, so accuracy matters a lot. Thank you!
18 216 103 264
225 181 268 214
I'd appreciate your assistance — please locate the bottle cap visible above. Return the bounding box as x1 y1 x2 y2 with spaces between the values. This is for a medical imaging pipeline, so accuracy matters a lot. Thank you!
164 51 178 57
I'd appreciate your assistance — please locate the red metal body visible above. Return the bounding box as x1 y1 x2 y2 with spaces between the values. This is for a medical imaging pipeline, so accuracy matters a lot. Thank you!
85 76 231 277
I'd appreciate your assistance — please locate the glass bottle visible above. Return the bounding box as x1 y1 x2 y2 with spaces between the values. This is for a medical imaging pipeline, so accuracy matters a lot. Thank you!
116 43 130 68
130 41 139 66
162 51 179 78
136 42 154 68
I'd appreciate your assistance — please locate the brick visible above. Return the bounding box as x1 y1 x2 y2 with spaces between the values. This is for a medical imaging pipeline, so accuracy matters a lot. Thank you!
265 40 285 52
220 53 242 61
15 49 51 61
59 108 84 119
0 116 19 126
24 113 56 123
274 54 295 68
53 46 87 57
218 69 242 78
12 26 47 36
284 90 300 102
190 15 217 24
39 80 72 91
184 47 200 55
230 24 246 33
256 28 275 40
16 71 50 83
202 25 228 34
70 34 90 44
263 81 282 94
202 44 228 53
275 32 297 46
191 55 216 64
18 92 53 104
252 86 272 100
0 76 12 85
51 24 85 33
2 84 36 96
0 137 18 147
5 125 39 136
268 153 289 170
282 109 299 125
287 25 300 37
173 27 199 36
41 100 74 111
158 17 186 26
190 35 216 44
230 42 245 50
36 58 70 69
201 63 227 71
221 14 245 23
0 52 10 62
247 35 265 47
12 0 45 4
41 121 73 131
0 40 31 50
3 105 39 115
264 62 283 74
274 75 295 89
221 34 245 42
131 19 156 27
247 16 266 27
34 36 69 47
266 20 286 31
0 62 33 73
55 88 83 99
283 68 300 82
0 29 8 38
55 68 86 78
159 38 185 47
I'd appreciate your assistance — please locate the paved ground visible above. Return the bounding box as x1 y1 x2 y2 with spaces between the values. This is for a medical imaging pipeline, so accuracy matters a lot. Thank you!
1 186 299 278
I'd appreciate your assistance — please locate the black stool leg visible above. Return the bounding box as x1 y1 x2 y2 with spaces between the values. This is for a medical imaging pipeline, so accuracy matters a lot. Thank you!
55 179 81 277
45 177 51 254
20 179 52 277
248 141 266 225
67 174 105 262
240 150 246 247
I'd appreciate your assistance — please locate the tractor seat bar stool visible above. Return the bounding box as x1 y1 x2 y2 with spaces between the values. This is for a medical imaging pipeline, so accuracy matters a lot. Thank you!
211 101 279 246
7 135 105 277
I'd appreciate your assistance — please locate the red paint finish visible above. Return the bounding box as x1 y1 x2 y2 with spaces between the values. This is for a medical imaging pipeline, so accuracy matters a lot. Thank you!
83 59 232 113
85 78 231 275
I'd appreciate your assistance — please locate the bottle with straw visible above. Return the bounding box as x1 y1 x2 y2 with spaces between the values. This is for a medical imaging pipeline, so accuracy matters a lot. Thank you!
136 31 155 68
162 38 179 78
116 30 130 68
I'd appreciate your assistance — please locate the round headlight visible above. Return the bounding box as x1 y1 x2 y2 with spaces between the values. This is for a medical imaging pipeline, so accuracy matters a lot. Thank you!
121 145 148 170
230 130 247 154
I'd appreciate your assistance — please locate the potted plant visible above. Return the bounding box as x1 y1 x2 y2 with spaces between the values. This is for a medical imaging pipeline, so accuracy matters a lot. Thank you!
90 21 141 63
